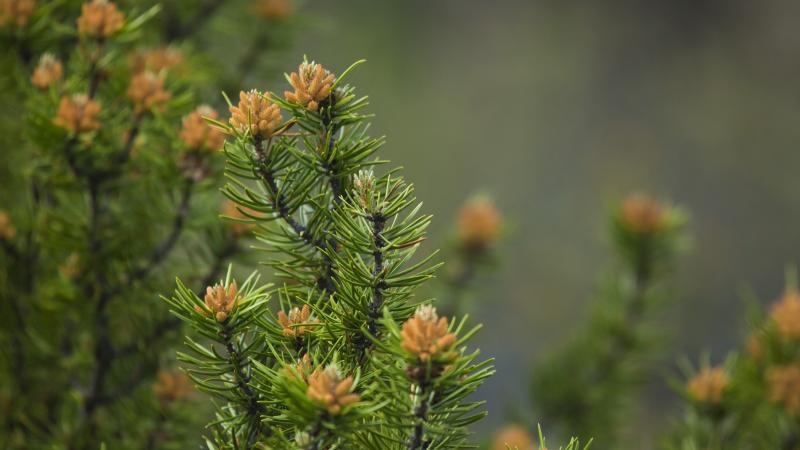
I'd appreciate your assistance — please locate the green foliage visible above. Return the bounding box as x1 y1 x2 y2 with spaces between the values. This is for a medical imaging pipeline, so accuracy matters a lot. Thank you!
0 0 295 447
661 275 800 449
536 424 593 450
164 59 495 449
530 196 688 447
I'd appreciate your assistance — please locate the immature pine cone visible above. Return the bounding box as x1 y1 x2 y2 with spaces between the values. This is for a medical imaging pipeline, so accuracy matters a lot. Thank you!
77 0 124 38
284 61 335 111
229 90 282 138
686 366 729 404
54 94 101 133
153 370 194 405
31 53 63 89
181 105 225 151
127 72 170 113
491 424 536 450
0 211 16 240
457 196 502 251
745 334 763 361
401 305 458 363
58 253 82 279
770 288 800 341
196 282 239 322
306 365 360 415
277 305 318 337
620 193 666 235
0 0 36 27
254 0 292 21
768 363 800 416
284 353 313 381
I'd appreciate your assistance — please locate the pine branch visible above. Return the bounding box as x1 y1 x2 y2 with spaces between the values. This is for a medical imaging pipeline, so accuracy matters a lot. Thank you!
117 241 239 360
96 357 159 407
82 184 115 438
594 243 654 376
220 326 267 446
87 41 104 99
408 383 431 450
115 178 196 293
367 212 387 337
165 60 491 449
324 134 343 206
0 237 22 263
64 138 90 179
108 113 143 171
252 137 315 246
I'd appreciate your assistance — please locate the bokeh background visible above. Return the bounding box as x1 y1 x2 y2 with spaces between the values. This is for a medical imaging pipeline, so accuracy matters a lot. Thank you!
240 0 800 445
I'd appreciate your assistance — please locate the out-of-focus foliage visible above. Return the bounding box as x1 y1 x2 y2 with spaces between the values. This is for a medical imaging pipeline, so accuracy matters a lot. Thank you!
0 0 296 447
491 424 592 450
661 274 800 449
530 194 688 447
438 194 505 317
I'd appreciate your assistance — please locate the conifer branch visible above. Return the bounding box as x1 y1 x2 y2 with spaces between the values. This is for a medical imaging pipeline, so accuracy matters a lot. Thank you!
110 113 142 168
530 194 687 445
118 240 240 359
252 137 315 246
7 279 29 394
87 41 104 99
164 59 491 450
594 242 654 377
220 325 267 445
118 178 195 291
83 181 114 433
368 212 387 337
408 383 431 450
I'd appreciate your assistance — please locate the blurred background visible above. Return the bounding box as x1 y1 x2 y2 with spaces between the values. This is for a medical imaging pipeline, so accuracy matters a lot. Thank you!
5 0 799 447
252 0 800 444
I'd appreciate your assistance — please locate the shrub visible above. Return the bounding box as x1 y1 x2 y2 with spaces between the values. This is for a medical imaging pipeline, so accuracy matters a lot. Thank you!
0 0 293 447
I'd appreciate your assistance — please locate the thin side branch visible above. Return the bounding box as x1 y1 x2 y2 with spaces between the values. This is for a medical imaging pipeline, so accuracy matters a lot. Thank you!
118 178 195 291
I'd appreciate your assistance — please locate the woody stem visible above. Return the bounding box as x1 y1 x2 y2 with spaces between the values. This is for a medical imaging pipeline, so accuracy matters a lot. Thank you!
252 137 314 245
220 326 266 445
408 380 431 450
367 212 387 337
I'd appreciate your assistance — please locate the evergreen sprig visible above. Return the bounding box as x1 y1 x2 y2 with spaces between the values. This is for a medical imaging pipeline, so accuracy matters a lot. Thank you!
530 194 688 447
662 272 800 449
165 58 494 449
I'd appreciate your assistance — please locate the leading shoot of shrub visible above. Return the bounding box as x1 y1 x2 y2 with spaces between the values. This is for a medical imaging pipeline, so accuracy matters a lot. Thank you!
165 59 494 449
530 193 687 446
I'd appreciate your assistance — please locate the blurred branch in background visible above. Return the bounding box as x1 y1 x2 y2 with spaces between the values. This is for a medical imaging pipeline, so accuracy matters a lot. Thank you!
529 193 688 447
662 271 800 449
438 194 504 317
